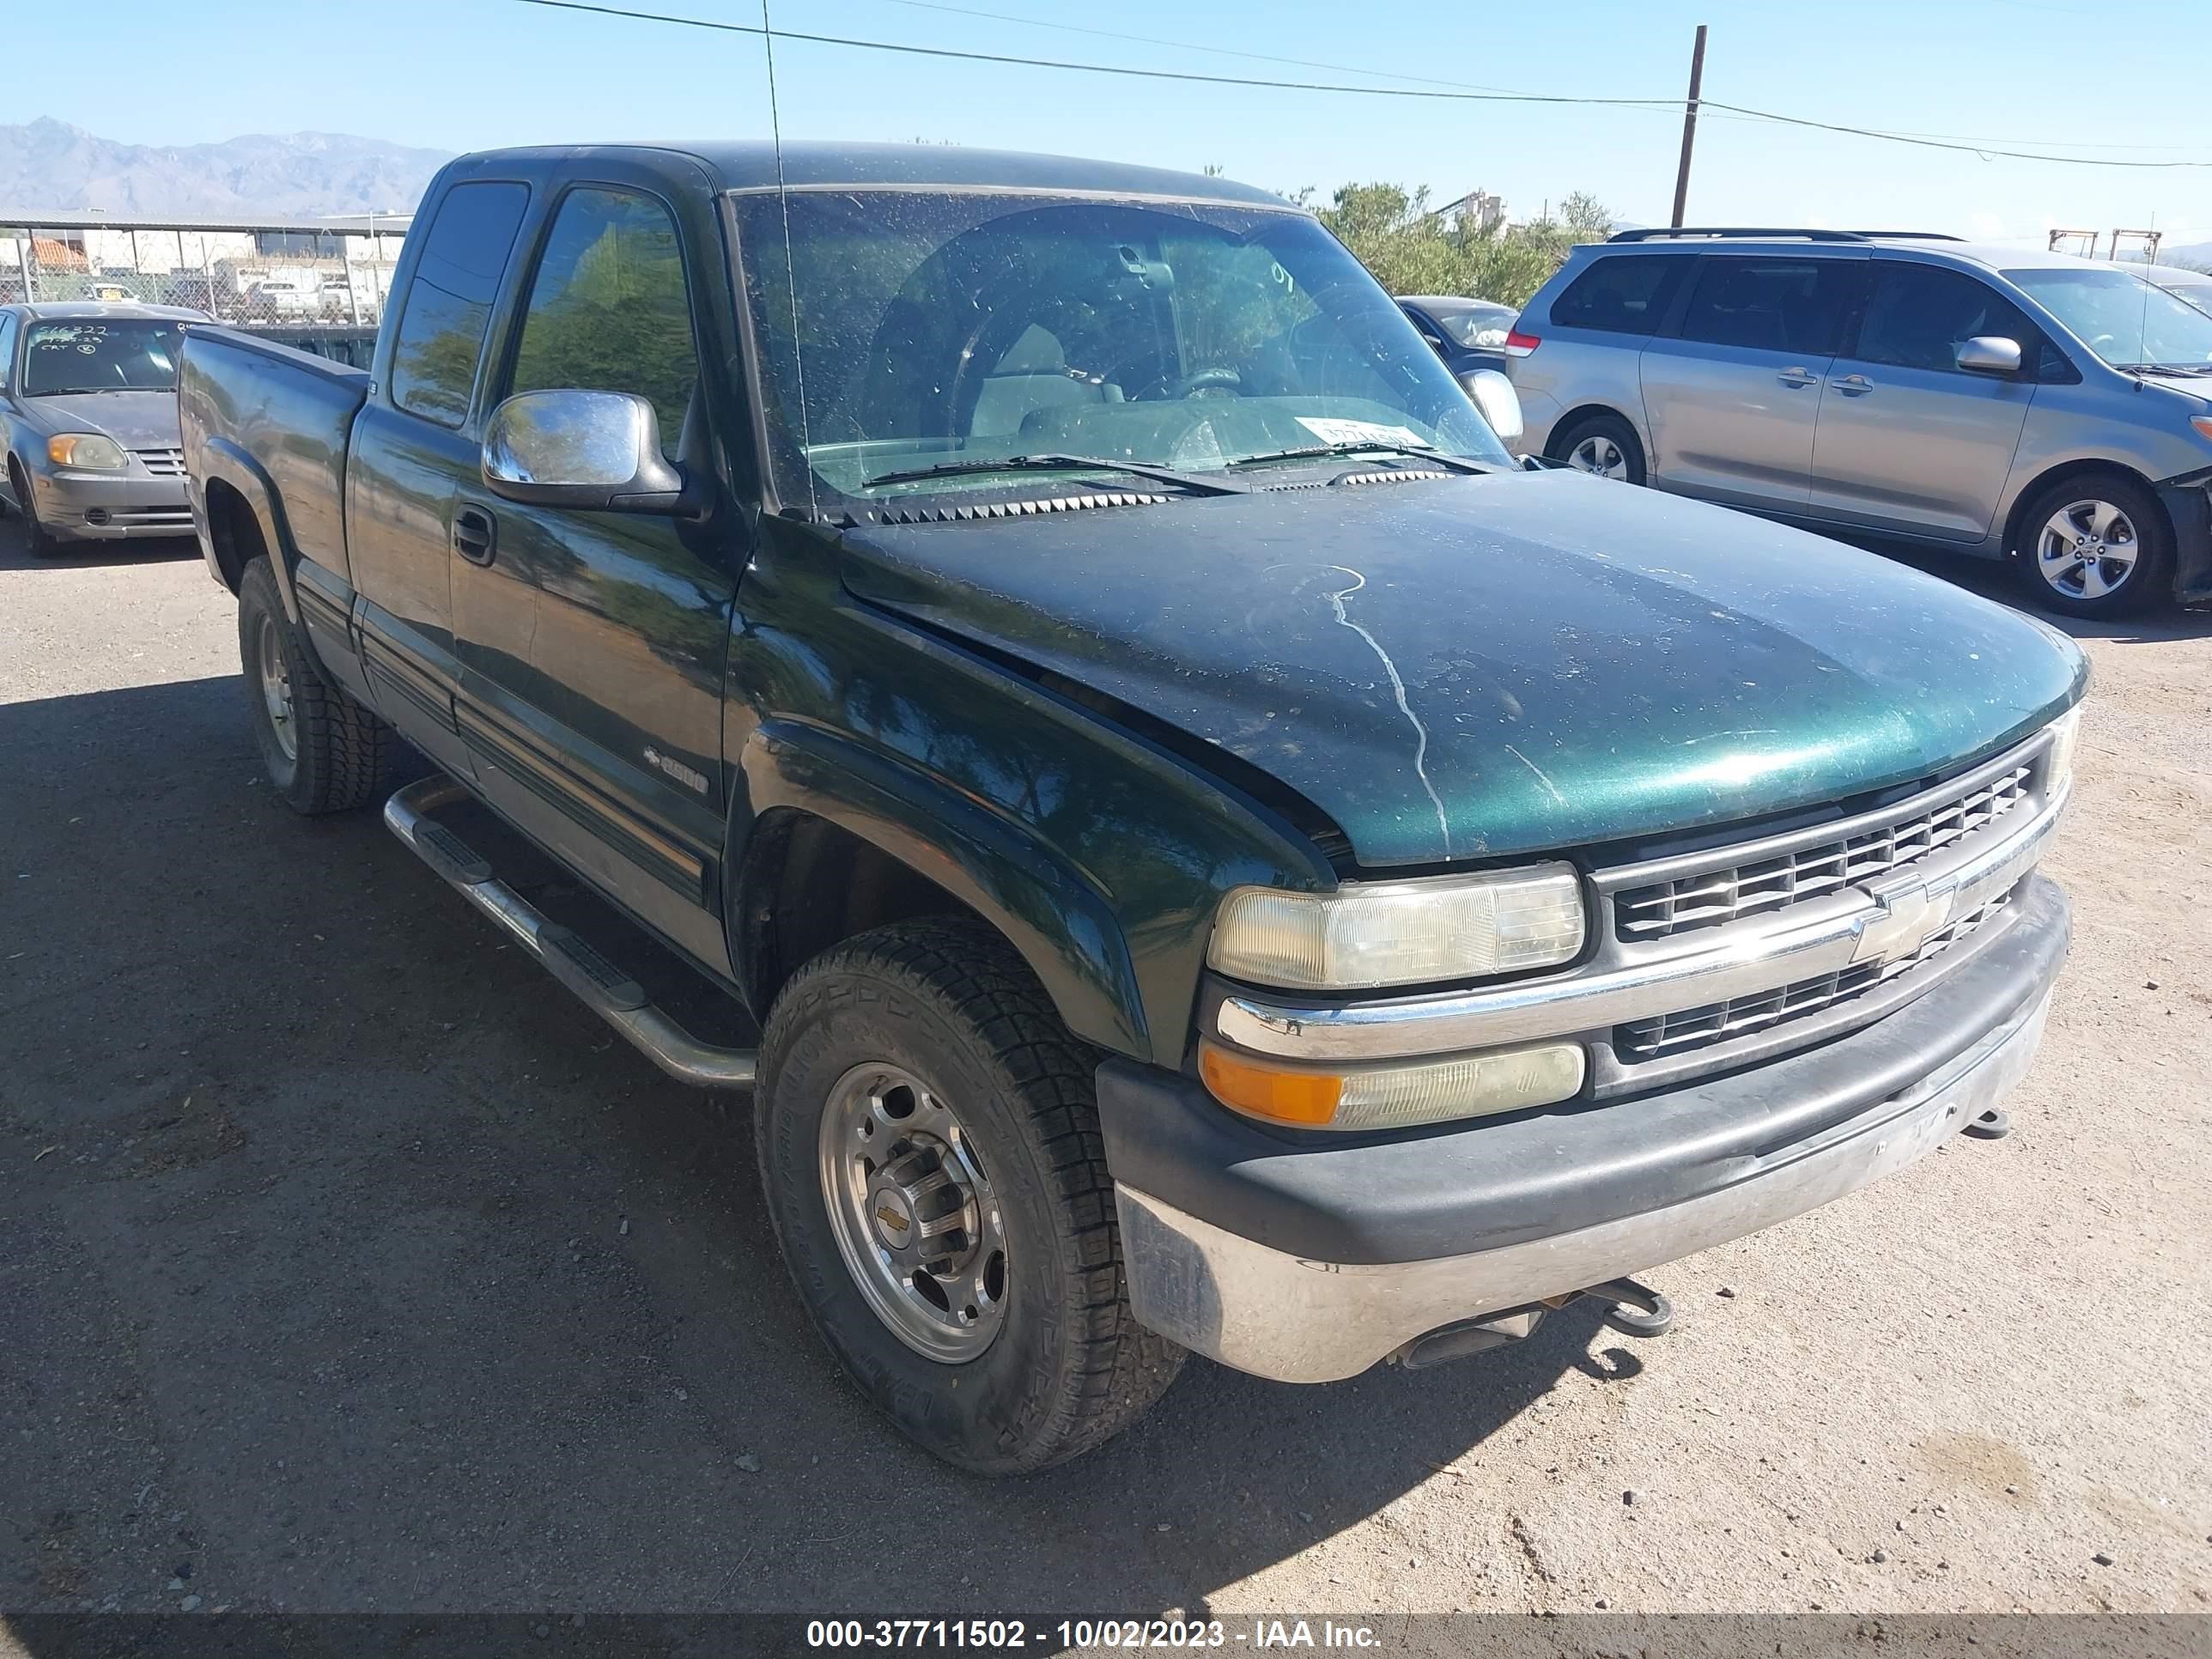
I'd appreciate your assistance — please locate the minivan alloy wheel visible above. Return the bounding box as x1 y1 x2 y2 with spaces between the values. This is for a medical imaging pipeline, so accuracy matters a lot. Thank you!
817 1060 1008 1362
2036 498 2139 602
1569 434 1631 480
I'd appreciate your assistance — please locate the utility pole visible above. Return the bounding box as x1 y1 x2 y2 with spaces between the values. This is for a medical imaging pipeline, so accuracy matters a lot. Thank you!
1670 23 1709 229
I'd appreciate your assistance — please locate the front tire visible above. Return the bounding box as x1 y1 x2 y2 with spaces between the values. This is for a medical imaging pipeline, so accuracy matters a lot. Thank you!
1550 410 1647 485
756 918 1183 1474
2013 472 2172 618
237 557 394 813
8 460 67 558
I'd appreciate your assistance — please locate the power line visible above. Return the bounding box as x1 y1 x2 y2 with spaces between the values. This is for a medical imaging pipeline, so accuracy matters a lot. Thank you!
510 0 2212 171
511 1 1684 110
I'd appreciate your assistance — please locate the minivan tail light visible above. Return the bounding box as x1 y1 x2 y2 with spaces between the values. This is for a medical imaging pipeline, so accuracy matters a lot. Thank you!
1504 328 1541 357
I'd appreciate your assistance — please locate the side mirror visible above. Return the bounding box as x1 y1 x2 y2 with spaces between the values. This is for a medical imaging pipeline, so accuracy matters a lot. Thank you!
482 388 691 514
1955 336 2023 376
1458 367 1524 446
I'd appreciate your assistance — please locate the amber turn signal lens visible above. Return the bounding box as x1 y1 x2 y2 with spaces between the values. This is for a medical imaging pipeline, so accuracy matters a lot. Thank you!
1199 1044 1343 1127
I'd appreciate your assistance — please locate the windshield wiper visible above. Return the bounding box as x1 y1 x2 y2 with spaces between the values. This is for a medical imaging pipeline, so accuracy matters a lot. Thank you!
2118 362 2212 377
1224 442 1492 475
861 453 1245 495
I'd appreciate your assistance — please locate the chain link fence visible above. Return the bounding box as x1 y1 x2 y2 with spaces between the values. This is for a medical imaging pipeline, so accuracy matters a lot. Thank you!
2 216 408 364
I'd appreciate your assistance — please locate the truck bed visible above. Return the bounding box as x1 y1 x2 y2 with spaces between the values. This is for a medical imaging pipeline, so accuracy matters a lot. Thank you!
178 325 369 583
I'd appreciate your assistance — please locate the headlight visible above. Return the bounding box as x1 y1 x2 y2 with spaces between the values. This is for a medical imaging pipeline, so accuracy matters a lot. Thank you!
1206 863 1586 991
1200 1037 1586 1131
2044 705 2081 786
47 434 128 470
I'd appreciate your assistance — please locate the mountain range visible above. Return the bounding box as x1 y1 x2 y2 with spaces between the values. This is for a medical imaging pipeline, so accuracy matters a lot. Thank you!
0 118 452 220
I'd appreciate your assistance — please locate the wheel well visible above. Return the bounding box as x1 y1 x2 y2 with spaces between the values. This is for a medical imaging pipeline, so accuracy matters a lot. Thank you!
737 810 991 1014
1998 459 2169 561
1545 402 1636 459
203 477 267 592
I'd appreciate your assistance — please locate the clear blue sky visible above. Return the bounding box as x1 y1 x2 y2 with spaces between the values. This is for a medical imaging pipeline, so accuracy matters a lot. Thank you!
17 0 2212 248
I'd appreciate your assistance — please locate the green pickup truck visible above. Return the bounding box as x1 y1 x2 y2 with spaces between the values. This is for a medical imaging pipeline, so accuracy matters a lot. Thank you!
178 142 2084 1474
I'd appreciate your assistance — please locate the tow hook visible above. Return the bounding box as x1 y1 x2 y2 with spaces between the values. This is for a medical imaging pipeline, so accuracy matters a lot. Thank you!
1962 1104 2012 1139
1392 1275 1675 1370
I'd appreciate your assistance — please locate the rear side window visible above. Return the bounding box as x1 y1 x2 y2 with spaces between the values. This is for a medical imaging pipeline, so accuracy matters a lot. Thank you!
1548 254 1687 336
1856 262 2037 375
1677 258 1856 356
389 181 531 426
0 314 17 391
507 187 700 459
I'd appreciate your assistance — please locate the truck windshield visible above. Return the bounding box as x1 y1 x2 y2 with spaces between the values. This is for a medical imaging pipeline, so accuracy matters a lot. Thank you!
21 319 185 395
732 190 1510 509
2004 266 2212 374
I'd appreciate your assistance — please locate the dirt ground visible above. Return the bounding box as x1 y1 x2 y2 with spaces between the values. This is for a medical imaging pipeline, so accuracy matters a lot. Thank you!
3 520 2208 1625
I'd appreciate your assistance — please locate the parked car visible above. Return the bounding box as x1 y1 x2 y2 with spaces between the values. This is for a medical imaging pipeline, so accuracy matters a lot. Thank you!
2141 261 2212 317
179 144 2081 1474
1399 294 1519 368
1507 229 2212 617
0 301 205 555
242 273 325 319
1398 294 1526 449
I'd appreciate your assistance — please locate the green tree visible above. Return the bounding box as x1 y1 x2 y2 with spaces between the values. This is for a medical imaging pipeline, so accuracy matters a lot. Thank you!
1303 181 1613 309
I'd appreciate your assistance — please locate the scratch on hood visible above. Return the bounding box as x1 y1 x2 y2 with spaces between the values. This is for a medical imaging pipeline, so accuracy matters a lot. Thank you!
1323 565 1452 858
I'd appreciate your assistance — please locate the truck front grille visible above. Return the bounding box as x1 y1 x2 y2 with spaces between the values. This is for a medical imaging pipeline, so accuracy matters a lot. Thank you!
1613 890 2011 1063
1614 762 2033 943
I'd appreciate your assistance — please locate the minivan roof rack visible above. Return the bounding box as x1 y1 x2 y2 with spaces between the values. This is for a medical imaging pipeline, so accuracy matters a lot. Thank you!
1607 227 1964 244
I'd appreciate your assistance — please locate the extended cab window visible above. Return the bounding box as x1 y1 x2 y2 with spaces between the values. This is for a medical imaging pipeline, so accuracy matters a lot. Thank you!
389 180 530 427
1677 258 1856 356
1548 254 1686 335
507 188 699 459
1856 263 2039 375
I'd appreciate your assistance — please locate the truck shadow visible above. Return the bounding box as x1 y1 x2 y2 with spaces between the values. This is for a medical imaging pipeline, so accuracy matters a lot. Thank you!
0 673 1630 1618
0 525 202 574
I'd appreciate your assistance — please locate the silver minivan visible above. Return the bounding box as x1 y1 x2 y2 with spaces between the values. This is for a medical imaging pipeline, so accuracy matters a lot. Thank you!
1508 230 2212 616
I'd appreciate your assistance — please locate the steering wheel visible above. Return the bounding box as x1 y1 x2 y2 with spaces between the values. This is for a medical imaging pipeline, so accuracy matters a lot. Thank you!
2091 332 2118 354
1134 365 1243 401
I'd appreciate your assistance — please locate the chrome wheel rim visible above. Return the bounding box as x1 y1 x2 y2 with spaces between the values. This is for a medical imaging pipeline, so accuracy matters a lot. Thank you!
1569 433 1629 479
257 614 297 761
817 1061 1008 1362
2036 499 2138 601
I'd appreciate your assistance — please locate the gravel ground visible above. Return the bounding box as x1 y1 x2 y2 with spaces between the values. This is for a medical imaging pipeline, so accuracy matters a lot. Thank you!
2 521 2208 1624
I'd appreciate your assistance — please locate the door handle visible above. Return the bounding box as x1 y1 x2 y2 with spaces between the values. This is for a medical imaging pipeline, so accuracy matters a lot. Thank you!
453 505 497 566
1777 367 1820 389
1832 374 1875 396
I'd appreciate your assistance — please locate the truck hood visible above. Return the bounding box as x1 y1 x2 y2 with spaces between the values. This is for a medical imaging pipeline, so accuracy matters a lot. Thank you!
15 390 182 451
837 470 2086 867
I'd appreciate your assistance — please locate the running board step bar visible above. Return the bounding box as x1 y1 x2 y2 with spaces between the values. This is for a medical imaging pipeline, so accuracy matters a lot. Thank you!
383 775 757 1092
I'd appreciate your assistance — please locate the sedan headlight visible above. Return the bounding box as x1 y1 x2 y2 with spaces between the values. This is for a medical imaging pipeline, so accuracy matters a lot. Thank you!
1206 863 1586 992
47 434 128 471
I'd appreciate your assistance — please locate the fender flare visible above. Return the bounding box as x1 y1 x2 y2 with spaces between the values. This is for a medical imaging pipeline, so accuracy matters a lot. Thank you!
196 436 302 625
735 718 1151 1058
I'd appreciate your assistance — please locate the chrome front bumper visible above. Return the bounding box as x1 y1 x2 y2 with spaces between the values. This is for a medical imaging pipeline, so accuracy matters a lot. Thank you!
1115 981 2053 1384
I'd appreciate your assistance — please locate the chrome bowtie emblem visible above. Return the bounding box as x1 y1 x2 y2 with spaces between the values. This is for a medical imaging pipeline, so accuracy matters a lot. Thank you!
1850 878 1948 966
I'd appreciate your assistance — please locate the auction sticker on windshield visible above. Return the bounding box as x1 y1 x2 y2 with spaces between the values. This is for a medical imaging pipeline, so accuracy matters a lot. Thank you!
1294 417 1431 449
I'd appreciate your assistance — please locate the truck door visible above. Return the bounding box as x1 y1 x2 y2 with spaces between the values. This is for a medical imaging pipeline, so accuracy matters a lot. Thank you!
345 176 532 781
451 175 743 975
1638 252 1864 512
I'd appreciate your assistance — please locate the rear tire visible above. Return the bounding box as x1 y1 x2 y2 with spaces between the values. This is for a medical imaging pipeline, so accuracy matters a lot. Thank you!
1549 410 1647 485
8 460 67 557
2012 472 2172 618
755 917 1183 1474
237 557 394 813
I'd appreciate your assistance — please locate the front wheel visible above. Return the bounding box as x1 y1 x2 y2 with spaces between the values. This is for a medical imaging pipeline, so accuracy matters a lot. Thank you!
8 460 67 557
1550 411 1647 485
756 919 1183 1474
2014 474 2172 618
